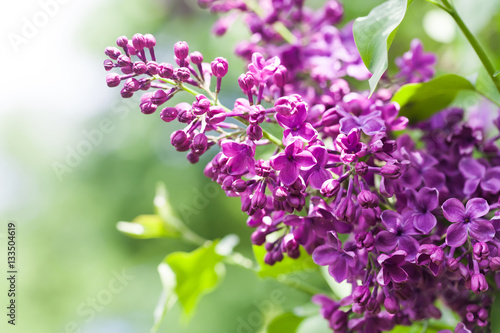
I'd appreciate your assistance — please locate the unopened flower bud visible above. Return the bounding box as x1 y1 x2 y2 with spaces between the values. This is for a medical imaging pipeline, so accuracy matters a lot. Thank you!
381 163 401 179
238 73 255 93
273 65 287 88
106 73 121 87
174 42 189 60
473 242 490 261
490 257 500 271
211 57 229 78
352 286 370 306
170 130 188 147
355 161 368 176
158 63 174 79
132 33 146 50
190 51 203 65
192 133 208 154
320 179 340 197
355 232 374 250
471 273 488 293
357 190 379 208
193 95 211 116
174 68 191 82
232 179 247 192
116 36 128 48
247 124 263 141
384 296 400 314
160 107 178 122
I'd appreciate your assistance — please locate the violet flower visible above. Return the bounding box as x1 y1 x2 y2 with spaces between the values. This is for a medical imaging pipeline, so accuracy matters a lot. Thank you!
334 128 367 163
459 157 500 195
442 198 494 247
270 140 317 186
395 39 436 83
376 210 420 260
221 140 255 175
405 187 439 234
247 52 280 82
303 145 332 189
376 250 409 286
312 231 355 283
339 110 386 136
276 102 317 144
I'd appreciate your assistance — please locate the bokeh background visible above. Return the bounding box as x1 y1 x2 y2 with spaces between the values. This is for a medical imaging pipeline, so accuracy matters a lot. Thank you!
1 0 499 332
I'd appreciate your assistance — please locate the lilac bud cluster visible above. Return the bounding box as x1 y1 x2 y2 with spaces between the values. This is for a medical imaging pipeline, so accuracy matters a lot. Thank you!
103 1 500 332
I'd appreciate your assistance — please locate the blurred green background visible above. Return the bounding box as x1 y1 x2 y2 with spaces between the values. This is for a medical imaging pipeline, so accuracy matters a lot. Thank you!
1 0 499 332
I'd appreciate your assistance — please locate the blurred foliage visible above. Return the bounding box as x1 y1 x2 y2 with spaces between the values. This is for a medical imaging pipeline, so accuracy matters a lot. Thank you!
2 0 500 332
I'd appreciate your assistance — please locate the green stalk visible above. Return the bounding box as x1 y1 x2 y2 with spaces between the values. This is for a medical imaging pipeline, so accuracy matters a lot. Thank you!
439 0 500 93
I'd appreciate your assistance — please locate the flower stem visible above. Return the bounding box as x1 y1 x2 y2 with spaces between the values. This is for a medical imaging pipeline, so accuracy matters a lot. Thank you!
439 0 500 93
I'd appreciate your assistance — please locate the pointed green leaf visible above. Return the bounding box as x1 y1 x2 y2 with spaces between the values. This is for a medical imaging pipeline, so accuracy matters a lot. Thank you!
165 241 225 318
253 245 317 278
491 293 500 333
476 67 500 107
353 0 411 94
392 74 475 124
267 312 304 333
116 214 180 239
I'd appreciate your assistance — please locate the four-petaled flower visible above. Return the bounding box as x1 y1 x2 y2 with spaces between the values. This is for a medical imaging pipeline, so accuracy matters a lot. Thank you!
459 157 500 195
334 128 367 163
221 140 255 175
405 187 439 234
312 231 356 283
276 102 317 144
376 250 409 286
442 198 494 247
376 210 420 260
270 140 317 186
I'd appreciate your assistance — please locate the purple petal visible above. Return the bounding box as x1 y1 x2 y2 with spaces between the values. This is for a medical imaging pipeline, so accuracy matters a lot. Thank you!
384 250 407 265
295 123 317 141
279 162 299 186
442 198 466 223
463 178 481 195
459 157 485 179
312 244 340 266
308 169 332 190
221 141 243 157
397 235 420 260
380 210 401 232
465 198 489 219
418 187 439 211
226 155 248 175
295 151 317 169
328 258 349 283
446 222 468 247
375 231 398 253
339 115 359 134
270 154 289 170
388 266 409 283
422 168 445 189
361 117 385 136
276 113 296 129
376 268 391 286
481 167 500 193
412 212 437 235
469 219 495 242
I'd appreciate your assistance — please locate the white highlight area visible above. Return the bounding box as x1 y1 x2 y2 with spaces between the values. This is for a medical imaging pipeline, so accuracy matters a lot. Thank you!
423 9 456 43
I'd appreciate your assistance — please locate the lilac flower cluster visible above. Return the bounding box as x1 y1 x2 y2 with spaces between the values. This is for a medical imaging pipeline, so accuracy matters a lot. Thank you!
103 1 500 332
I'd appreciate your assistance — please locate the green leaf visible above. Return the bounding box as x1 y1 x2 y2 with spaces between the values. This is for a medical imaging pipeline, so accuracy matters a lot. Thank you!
476 67 500 107
253 245 317 278
266 312 304 333
165 241 225 318
392 74 475 123
116 214 180 239
491 293 500 333
353 0 411 94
